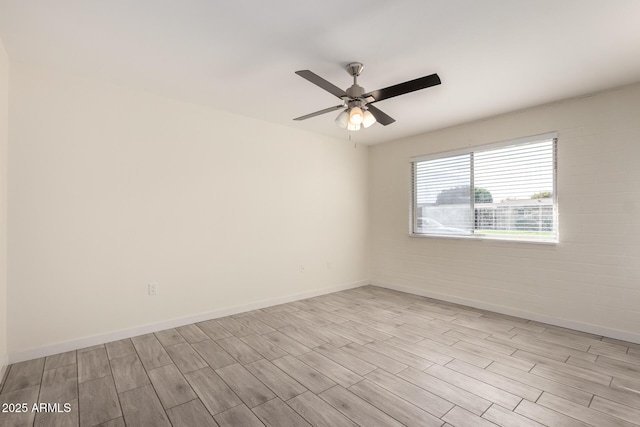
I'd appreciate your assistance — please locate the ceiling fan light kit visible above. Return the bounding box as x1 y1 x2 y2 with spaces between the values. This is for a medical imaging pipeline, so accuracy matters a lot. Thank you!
294 62 441 132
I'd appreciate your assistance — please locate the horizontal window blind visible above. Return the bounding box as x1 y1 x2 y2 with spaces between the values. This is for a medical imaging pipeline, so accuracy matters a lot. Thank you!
412 134 557 242
414 154 472 234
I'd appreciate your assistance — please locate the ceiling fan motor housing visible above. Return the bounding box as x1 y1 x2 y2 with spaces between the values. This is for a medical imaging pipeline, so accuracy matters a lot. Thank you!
346 84 365 99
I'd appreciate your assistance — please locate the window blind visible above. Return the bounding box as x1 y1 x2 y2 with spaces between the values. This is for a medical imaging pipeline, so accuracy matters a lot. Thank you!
412 133 557 242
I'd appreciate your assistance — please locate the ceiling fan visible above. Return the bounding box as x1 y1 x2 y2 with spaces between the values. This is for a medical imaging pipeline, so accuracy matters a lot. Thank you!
293 62 441 131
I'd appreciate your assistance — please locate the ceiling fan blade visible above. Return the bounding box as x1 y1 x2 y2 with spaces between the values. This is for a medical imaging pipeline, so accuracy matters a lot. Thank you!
293 105 344 121
295 70 347 98
366 105 395 126
364 73 441 103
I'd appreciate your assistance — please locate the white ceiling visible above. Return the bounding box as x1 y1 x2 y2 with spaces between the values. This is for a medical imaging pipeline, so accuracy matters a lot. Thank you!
1 0 640 144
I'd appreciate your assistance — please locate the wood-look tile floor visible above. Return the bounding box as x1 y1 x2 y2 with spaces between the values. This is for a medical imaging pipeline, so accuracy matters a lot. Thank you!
2 286 640 427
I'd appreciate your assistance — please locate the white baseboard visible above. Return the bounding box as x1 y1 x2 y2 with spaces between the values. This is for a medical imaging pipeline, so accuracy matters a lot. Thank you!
9 280 367 364
372 281 640 345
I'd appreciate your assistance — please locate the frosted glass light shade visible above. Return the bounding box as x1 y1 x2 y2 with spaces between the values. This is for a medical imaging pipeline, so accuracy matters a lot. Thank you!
349 106 363 125
362 110 376 128
335 109 349 128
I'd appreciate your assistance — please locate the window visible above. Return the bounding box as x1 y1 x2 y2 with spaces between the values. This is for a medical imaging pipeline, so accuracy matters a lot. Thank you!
411 133 557 242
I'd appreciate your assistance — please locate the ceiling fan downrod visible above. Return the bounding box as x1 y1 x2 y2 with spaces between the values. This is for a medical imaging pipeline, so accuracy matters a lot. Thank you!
345 62 365 99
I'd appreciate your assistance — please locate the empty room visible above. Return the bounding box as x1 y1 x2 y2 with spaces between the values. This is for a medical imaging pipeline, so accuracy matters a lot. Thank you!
1 1 640 426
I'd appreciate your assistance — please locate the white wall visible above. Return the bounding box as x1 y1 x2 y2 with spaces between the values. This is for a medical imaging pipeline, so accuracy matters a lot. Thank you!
8 62 368 358
0 38 8 378
370 84 640 342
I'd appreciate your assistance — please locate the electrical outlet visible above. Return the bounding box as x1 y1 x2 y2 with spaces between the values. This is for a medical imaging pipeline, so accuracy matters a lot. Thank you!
300 265 305 273
148 282 158 296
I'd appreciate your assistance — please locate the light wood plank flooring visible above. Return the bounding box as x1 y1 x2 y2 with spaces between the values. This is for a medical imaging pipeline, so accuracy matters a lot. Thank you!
2 285 640 426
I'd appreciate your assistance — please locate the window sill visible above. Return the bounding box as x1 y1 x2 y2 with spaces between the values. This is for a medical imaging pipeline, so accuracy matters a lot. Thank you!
409 232 558 245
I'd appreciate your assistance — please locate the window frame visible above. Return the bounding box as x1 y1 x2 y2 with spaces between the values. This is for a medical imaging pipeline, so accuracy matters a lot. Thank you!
410 132 558 243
